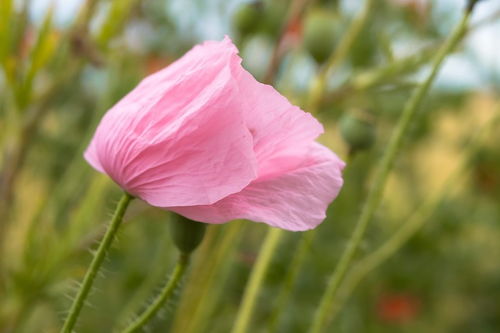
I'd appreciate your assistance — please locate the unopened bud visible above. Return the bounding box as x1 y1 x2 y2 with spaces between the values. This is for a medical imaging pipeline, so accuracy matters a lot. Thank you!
232 2 263 37
339 109 375 153
303 10 340 64
170 214 206 254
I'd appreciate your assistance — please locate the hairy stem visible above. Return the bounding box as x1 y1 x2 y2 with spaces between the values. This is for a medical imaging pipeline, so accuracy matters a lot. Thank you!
121 252 190 333
61 192 133 333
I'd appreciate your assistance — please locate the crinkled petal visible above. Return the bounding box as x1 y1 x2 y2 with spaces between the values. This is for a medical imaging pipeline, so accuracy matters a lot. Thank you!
236 69 325 178
169 143 345 231
84 37 258 206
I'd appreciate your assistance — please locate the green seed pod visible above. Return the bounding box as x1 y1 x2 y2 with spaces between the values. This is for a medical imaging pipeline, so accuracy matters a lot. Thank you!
232 2 263 37
303 10 339 64
349 22 377 68
261 1 286 39
170 214 206 254
339 110 375 152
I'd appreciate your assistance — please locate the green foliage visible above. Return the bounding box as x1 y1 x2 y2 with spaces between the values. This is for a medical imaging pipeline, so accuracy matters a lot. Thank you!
0 0 499 332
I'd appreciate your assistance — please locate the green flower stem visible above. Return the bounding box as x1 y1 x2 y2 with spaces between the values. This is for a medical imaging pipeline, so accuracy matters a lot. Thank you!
334 178 463 320
309 8 474 333
61 192 133 333
181 223 245 333
231 227 284 333
307 0 374 112
115 222 173 329
330 104 500 320
268 230 316 332
267 155 355 332
169 226 221 332
121 252 190 333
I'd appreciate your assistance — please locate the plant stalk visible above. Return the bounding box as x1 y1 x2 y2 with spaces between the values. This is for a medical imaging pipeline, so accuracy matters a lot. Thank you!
309 7 475 333
61 192 133 333
121 252 190 333
231 227 283 333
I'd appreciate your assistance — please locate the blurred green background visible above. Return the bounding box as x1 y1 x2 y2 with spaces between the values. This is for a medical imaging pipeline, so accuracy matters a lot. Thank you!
1 0 499 332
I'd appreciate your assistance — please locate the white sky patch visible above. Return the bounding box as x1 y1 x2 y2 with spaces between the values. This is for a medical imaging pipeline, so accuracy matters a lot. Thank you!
435 55 485 90
29 0 84 27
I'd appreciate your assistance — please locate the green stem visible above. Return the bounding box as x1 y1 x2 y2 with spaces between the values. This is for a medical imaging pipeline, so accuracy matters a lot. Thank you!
268 230 316 332
180 223 244 333
61 192 133 333
231 228 283 333
309 9 474 333
122 253 190 333
330 103 500 320
115 222 173 329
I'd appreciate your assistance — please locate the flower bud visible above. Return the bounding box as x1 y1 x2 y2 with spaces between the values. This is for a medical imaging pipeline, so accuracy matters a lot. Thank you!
261 1 286 39
339 110 375 152
303 10 339 64
232 2 263 37
170 214 207 254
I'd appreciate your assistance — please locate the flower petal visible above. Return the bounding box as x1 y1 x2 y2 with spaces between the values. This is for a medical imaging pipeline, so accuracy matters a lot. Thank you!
236 69 325 179
84 37 258 206
170 143 345 231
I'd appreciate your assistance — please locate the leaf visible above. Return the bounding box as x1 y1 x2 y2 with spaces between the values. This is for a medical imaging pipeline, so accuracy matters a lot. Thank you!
96 0 139 48
0 0 13 64
20 5 58 106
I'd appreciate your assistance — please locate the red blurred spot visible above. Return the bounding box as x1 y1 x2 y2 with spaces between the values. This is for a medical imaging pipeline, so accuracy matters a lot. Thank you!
281 17 302 50
20 26 35 59
376 292 420 324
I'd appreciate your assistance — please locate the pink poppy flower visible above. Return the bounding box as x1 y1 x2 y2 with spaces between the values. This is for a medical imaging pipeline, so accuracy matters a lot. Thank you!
84 36 344 231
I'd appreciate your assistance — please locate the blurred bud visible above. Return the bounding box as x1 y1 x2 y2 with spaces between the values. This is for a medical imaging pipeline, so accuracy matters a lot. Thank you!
170 214 206 254
232 1 263 37
303 9 339 64
339 109 376 152
261 1 287 39
349 22 377 68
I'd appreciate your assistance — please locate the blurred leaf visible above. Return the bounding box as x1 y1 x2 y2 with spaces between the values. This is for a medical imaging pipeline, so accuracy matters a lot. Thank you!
96 0 139 48
0 0 14 65
20 6 58 108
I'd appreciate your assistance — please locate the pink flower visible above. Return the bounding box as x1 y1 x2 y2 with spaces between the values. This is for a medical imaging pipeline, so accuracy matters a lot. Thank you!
84 36 345 231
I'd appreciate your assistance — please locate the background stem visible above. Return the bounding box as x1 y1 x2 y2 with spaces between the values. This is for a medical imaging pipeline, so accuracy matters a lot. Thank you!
268 230 316 332
309 8 474 333
231 227 283 333
330 103 500 320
